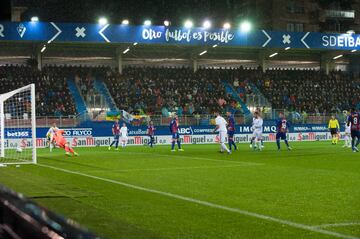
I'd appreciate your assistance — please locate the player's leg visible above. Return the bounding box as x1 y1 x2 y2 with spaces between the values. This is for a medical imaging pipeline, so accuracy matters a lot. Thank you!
109 136 116 150
176 134 183 151
276 133 281 150
255 131 262 150
283 134 291 150
256 138 262 151
250 136 254 148
335 132 340 144
228 134 232 151
114 135 119 149
220 132 230 154
230 132 237 150
351 131 356 150
171 137 176 151
148 135 152 147
355 133 360 151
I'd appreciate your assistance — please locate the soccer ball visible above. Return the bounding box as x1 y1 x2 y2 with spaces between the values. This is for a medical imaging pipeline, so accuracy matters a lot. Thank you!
16 147 23 153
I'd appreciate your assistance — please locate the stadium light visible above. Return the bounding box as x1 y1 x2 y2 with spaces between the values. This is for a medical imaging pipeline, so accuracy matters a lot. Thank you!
164 20 170 27
122 19 129 25
184 20 193 28
351 49 357 52
98 17 108 25
123 48 130 54
240 20 252 32
223 22 231 29
285 47 291 50
31 16 39 22
40 45 46 53
333 54 343 59
144 20 152 26
203 20 211 29
199 50 207 56
269 52 278 58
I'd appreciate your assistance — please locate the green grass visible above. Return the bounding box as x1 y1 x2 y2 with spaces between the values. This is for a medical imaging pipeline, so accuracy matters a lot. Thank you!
0 141 359 239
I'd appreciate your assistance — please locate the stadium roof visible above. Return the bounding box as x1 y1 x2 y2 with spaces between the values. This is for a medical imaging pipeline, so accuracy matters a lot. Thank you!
0 21 356 67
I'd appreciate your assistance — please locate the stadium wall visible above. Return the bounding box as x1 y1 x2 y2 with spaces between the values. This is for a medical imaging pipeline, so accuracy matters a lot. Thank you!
4 124 341 149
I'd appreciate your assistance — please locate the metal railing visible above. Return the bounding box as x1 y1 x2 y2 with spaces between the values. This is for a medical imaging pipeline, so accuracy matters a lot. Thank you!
35 110 347 128
36 115 78 127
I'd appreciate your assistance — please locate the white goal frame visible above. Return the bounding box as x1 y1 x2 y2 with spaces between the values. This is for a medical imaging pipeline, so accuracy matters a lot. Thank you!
0 84 37 164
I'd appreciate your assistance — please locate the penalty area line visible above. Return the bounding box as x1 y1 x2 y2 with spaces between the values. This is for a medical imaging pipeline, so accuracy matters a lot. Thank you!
36 163 359 239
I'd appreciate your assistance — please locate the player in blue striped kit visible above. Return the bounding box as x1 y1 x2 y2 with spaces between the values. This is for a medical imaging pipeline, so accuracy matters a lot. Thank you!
226 111 237 151
108 119 120 150
169 115 183 152
276 112 292 151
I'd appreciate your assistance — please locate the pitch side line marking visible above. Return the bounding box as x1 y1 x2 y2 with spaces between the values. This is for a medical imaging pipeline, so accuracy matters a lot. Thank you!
313 222 360 229
86 164 253 173
121 152 264 166
37 163 358 239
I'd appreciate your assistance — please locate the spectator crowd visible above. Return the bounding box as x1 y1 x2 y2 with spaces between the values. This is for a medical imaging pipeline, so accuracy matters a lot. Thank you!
105 67 236 116
0 65 76 116
0 64 359 118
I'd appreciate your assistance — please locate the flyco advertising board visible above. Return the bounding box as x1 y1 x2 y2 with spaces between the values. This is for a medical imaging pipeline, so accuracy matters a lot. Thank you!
3 124 338 149
0 21 359 50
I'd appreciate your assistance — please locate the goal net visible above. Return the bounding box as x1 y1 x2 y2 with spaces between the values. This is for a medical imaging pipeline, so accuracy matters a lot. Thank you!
0 84 36 165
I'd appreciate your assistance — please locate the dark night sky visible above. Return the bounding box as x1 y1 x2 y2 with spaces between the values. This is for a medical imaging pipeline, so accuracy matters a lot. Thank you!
7 0 242 26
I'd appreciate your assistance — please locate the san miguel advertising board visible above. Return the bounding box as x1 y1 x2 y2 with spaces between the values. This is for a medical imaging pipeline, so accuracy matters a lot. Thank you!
3 124 337 149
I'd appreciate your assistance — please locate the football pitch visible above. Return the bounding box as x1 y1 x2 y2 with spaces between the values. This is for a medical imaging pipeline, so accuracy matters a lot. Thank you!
0 141 359 239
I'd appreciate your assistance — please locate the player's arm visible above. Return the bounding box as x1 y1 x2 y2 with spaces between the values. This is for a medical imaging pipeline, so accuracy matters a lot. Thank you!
213 125 219 133
347 116 351 127
286 122 290 133
336 120 340 131
328 120 331 130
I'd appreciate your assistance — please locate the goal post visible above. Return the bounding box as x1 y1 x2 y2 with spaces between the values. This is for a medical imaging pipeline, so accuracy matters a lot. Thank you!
0 84 37 165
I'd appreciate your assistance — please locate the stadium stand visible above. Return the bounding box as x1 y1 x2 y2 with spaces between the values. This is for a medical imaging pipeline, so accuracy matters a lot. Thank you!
1 65 359 119
104 67 237 116
0 65 76 116
254 69 360 113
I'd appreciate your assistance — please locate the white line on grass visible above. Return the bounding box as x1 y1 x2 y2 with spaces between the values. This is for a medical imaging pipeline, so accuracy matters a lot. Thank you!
313 222 360 228
121 152 264 166
86 164 251 173
36 163 359 239
37 164 360 239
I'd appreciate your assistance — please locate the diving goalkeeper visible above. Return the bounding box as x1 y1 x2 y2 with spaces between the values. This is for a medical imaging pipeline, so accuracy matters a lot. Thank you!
53 129 78 157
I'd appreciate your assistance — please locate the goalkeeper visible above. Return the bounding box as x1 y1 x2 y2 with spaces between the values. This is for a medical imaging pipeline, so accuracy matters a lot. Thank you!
46 122 59 152
53 129 78 157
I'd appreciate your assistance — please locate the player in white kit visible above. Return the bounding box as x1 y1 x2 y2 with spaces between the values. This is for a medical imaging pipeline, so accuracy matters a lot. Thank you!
214 111 231 154
250 112 264 151
120 123 128 148
46 122 59 152
343 120 352 148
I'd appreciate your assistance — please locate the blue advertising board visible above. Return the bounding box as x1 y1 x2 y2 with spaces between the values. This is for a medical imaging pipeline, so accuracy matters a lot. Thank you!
31 124 333 139
0 21 359 50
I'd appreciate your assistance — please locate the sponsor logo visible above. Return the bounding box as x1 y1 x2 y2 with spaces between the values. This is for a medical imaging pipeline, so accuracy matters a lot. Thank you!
16 23 26 38
178 127 193 135
7 131 29 137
